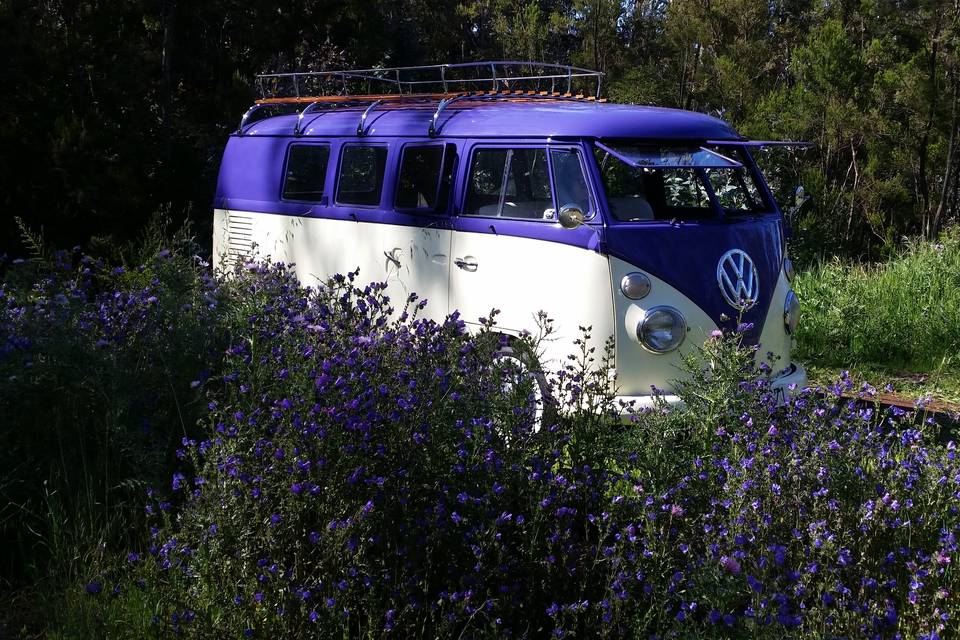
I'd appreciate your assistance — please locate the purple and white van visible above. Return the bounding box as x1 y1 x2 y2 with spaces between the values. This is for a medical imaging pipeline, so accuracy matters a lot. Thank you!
213 62 806 408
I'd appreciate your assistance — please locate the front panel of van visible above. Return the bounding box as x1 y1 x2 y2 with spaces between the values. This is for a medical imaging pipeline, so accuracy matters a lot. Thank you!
588 142 802 400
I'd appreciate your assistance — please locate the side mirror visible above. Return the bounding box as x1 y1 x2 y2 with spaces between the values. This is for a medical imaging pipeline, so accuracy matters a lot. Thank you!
558 204 585 230
786 185 811 230
790 185 811 215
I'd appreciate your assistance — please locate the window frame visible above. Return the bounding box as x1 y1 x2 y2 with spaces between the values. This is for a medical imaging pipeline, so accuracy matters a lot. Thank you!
702 146 774 214
280 142 333 204
393 141 457 214
548 146 597 222
463 143 596 223
334 142 390 209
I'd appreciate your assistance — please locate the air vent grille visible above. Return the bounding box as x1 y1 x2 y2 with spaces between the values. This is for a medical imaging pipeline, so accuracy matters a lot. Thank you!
225 212 254 266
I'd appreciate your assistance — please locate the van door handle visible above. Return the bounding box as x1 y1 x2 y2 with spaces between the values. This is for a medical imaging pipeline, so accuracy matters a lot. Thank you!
384 248 401 267
454 257 478 272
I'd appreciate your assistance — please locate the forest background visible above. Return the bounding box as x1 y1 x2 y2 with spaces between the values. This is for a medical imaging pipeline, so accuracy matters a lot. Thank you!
2 0 959 265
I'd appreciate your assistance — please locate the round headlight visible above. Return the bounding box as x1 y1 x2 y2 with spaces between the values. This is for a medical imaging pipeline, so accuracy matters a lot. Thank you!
620 272 652 299
783 256 795 282
784 290 800 334
637 306 687 353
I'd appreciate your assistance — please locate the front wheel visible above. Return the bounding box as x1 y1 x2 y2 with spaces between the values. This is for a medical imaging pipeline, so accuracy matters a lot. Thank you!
491 344 554 437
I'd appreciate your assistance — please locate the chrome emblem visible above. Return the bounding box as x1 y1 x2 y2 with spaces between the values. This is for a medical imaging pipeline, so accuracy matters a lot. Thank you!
717 249 759 310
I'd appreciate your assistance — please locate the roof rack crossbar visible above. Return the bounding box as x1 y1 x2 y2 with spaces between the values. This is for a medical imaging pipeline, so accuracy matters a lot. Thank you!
357 100 384 136
294 101 323 136
427 91 598 137
237 103 283 135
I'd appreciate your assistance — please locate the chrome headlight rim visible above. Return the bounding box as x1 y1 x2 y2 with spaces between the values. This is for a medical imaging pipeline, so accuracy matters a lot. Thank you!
637 305 687 354
784 289 800 335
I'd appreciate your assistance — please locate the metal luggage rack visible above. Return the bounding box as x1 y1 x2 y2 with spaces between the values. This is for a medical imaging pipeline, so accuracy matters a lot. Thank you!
237 61 605 137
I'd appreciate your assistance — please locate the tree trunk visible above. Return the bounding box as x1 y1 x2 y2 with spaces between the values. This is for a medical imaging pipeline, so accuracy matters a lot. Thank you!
161 0 177 127
918 17 942 237
932 72 959 237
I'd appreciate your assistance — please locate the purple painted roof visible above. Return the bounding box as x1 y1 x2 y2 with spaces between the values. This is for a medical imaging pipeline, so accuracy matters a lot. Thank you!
241 101 742 140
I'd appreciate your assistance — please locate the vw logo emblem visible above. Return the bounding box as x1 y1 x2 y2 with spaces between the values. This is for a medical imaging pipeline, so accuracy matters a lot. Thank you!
717 249 759 310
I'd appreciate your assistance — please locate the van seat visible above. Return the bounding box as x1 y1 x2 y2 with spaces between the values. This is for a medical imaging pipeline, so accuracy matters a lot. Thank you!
502 200 551 219
608 196 654 221
474 200 552 218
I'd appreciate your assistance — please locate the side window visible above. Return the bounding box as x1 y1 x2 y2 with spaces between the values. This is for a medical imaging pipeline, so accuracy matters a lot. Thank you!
465 148 508 215
550 149 592 216
396 144 456 211
465 147 554 219
594 147 654 221
336 145 388 206
282 144 330 201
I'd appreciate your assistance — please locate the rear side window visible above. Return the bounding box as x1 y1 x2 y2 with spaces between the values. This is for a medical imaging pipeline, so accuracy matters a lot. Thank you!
282 144 330 201
465 147 554 219
337 145 388 206
396 144 456 211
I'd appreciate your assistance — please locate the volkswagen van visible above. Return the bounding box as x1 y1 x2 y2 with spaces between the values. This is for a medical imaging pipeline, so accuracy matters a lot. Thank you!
213 62 807 408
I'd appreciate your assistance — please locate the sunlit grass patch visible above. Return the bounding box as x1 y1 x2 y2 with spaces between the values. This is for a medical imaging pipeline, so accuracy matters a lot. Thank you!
794 229 960 375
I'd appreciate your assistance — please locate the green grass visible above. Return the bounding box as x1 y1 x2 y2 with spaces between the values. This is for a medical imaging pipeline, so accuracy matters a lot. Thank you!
804 363 960 405
793 229 960 402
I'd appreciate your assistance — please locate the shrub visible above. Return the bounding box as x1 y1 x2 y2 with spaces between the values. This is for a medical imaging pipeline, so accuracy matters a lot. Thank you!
0 239 234 621
69 261 960 640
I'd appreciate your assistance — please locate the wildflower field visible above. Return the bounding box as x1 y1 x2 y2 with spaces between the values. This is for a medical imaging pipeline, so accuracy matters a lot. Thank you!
2 242 960 639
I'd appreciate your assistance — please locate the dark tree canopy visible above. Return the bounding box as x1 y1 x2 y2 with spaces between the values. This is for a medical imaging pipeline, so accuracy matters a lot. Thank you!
2 0 959 261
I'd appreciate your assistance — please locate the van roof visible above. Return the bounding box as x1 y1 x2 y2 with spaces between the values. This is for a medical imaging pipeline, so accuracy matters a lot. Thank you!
238 100 743 141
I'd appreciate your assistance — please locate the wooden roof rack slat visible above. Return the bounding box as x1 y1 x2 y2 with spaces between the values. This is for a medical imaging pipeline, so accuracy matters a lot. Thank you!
238 61 606 136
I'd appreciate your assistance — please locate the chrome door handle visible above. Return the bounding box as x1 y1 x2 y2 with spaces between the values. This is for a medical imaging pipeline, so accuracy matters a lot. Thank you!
454 257 478 272
384 248 401 267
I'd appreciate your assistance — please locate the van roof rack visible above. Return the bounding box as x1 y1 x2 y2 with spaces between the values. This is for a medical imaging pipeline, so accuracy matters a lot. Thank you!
238 61 605 136
255 61 603 101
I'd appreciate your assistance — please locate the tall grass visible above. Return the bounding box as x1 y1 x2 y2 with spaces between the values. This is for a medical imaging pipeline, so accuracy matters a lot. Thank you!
0 220 239 634
793 229 960 373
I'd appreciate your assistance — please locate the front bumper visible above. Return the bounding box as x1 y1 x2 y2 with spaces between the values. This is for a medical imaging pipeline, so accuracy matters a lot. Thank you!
613 361 808 416
769 362 808 404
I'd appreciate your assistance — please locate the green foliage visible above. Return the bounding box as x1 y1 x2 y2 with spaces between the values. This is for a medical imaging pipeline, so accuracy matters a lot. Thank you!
55 280 960 639
794 229 960 373
0 235 236 630
3 0 959 260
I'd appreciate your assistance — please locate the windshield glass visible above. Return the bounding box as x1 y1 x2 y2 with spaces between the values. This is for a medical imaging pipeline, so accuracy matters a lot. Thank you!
594 144 770 221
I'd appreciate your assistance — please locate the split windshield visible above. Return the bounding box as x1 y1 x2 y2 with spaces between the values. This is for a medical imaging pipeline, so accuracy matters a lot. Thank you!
593 143 769 221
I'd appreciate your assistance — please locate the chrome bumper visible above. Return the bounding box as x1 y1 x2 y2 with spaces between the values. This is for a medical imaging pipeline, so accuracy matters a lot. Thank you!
614 361 808 416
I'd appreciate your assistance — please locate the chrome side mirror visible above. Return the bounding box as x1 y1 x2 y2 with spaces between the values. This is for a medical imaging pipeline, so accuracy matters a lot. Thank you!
786 185 811 228
790 185 811 214
558 204 585 229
